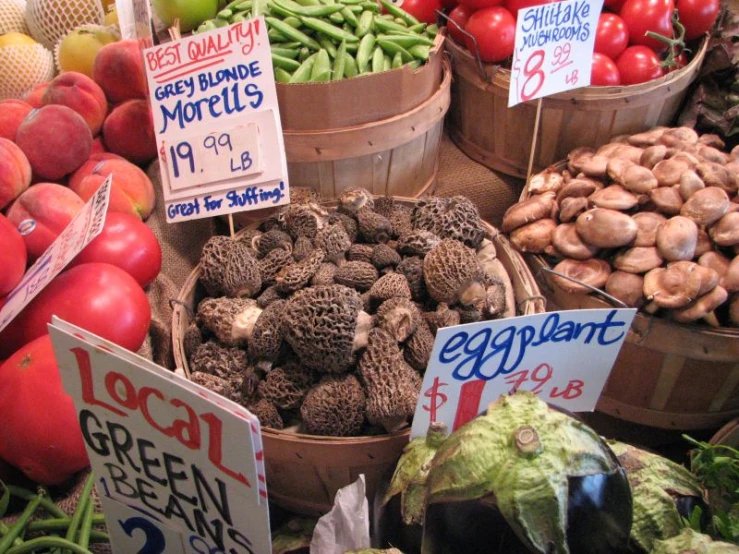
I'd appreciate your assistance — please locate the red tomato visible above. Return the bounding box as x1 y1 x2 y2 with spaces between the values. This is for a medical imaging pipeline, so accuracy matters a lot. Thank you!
591 52 621 85
399 0 442 24
620 0 675 52
440 0 458 11
69 213 162 288
0 214 26 297
595 13 629 60
447 4 475 44
0 263 151 359
459 0 503 12
504 0 555 18
464 6 516 62
677 0 720 40
604 0 626 10
0 335 89 485
616 45 665 84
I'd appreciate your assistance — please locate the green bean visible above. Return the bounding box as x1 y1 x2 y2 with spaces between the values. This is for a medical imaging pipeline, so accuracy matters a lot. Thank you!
342 51 358 76
346 4 363 13
339 0 364 4
266 17 322 49
373 16 411 34
294 0 322 6
408 43 430 61
332 40 347 80
26 515 106 533
359 1 380 12
225 0 252 10
212 17 230 27
252 0 267 16
300 16 359 42
340 6 358 26
217 8 233 18
317 33 338 57
76 499 95 551
356 33 376 73
310 48 332 81
329 11 345 23
377 38 413 63
5 538 94 554
272 52 302 70
356 10 374 36
274 66 294 82
298 45 311 60
408 22 427 33
371 45 385 73
272 0 345 16
281 41 303 48
282 15 303 26
289 53 317 82
345 40 358 53
7 487 65 519
271 45 300 58
0 491 44 552
426 23 438 36
64 473 95 553
376 33 434 47
378 0 419 26
391 50 403 68
231 12 247 21
383 53 392 71
268 27 291 41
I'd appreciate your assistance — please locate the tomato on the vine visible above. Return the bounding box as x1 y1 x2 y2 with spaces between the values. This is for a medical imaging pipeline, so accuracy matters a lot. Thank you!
595 13 629 60
591 52 621 85
458 0 503 12
617 45 665 84
676 0 720 40
399 0 442 24
464 6 516 62
619 0 675 52
503 0 555 18
447 4 475 44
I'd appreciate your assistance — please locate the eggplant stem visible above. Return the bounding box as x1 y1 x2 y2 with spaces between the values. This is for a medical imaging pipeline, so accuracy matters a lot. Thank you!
514 425 542 455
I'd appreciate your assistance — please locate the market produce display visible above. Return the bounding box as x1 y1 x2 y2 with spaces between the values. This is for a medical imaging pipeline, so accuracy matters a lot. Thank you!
191 0 439 82
184 190 520 436
444 0 718 85
504 126 739 327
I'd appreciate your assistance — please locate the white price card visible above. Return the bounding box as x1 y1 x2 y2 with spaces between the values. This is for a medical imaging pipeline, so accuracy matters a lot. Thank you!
410 308 636 439
508 0 604 107
115 0 154 48
145 17 290 223
49 318 272 554
0 176 111 332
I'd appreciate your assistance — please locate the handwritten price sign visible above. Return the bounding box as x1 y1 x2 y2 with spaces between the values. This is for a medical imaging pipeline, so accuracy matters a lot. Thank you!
49 318 272 554
411 308 636 439
508 0 604 107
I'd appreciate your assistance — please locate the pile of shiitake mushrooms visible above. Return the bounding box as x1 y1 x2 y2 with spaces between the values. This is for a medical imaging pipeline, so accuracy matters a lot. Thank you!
503 126 739 327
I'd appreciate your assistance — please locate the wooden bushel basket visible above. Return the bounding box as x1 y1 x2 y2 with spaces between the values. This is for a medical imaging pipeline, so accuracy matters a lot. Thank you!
172 197 545 515
445 36 709 179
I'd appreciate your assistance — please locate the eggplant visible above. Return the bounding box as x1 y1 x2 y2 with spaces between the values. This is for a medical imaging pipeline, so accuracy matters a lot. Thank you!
385 392 633 554
607 441 710 553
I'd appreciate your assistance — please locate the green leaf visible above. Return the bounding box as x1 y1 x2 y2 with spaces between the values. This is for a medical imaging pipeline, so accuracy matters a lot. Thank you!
0 480 8 518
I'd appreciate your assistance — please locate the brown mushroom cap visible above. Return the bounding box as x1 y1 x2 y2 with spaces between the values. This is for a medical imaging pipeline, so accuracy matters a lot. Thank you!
671 286 728 324
558 196 590 223
606 157 635 183
698 251 731 279
680 186 730 226
721 256 739 293
643 263 703 308
656 216 699 262
509 218 557 254
609 144 645 164
678 170 705 201
709 211 739 246
556 178 602 204
575 208 638 248
696 162 739 194
550 258 611 294
633 212 667 247
501 192 556 232
639 144 668 169
613 246 664 274
660 126 700 146
699 133 726 150
649 186 684 215
628 128 667 147
652 158 691 187
589 185 639 211
605 271 645 308
621 164 659 194
580 154 610 179
695 228 713 258
552 223 600 260
729 294 739 326
698 145 730 165
528 168 565 195
567 146 596 174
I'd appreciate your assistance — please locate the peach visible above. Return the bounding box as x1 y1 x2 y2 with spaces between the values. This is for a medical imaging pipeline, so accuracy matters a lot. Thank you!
102 99 157 165
6 183 85 261
92 40 147 104
42 72 108 135
91 136 107 155
0 213 27 297
0 138 32 210
69 157 155 220
22 82 49 108
0 100 33 141
15 105 93 181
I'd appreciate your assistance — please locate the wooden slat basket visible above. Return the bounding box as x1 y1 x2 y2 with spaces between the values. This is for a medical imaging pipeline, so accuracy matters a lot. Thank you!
446 36 709 179
519 167 739 431
172 196 545 515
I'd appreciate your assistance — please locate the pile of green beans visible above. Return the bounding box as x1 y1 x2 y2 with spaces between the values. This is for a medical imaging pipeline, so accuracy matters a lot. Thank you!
0 475 108 554
194 0 439 82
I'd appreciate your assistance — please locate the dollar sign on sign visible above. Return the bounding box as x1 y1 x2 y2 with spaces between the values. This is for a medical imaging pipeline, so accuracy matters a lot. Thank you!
423 376 448 421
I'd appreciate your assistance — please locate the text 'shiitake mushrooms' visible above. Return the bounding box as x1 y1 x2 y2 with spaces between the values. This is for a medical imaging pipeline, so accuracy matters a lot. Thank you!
283 284 372 373
575 209 638 249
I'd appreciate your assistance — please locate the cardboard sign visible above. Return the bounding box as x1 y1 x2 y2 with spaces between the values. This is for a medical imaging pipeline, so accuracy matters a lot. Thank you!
508 0 604 107
144 18 290 223
49 318 272 554
0 177 111 333
410 308 636 439
115 0 154 47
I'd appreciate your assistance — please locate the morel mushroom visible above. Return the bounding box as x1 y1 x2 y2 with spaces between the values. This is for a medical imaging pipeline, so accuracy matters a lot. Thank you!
191 372 242 403
369 273 413 308
258 362 316 410
334 260 380 291
190 340 248 379
246 397 284 430
282 202 328 239
275 249 326 293
357 207 393 243
282 284 372 373
300 374 366 437
314 223 352 264
423 240 486 308
196 297 263 347
424 303 461 333
338 186 375 216
310 262 338 286
248 300 287 367
404 319 434 371
371 243 402 269
375 297 421 343
254 229 292 258
258 248 294 286
199 236 262 298
411 196 486 249
397 230 442 257
396 256 426 301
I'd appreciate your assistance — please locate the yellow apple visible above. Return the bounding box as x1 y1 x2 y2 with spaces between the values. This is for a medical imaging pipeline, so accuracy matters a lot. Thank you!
103 7 119 28
56 25 118 77
0 33 38 48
